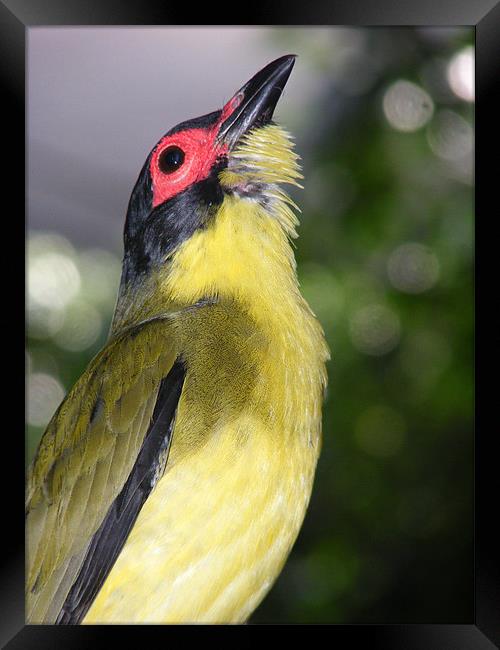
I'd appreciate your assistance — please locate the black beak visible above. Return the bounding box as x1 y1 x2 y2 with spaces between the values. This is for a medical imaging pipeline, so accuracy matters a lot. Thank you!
217 55 296 150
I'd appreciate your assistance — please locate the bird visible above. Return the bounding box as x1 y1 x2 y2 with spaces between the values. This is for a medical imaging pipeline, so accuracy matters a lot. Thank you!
26 54 329 624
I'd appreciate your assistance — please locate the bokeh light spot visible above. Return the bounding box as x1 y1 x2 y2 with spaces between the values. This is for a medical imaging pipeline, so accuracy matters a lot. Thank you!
349 304 401 356
28 304 65 340
447 46 474 102
383 80 434 132
28 251 81 310
387 242 440 294
427 109 473 162
53 301 103 352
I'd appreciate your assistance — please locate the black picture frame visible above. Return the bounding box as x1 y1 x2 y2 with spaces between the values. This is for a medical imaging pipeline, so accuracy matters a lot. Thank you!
3 1 498 647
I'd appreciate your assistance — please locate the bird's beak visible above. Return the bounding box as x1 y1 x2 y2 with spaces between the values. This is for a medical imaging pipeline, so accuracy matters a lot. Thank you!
217 55 296 151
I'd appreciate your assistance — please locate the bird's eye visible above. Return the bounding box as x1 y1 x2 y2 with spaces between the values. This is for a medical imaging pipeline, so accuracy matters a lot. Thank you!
158 146 185 174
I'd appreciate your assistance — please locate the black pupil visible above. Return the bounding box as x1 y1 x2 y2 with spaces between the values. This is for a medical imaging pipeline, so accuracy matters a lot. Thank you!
158 146 185 174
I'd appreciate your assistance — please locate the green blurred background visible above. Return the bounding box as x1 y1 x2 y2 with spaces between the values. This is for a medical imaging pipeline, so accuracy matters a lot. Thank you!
27 27 474 623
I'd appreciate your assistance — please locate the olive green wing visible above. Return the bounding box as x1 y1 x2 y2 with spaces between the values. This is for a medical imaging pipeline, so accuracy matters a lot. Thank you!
26 317 179 623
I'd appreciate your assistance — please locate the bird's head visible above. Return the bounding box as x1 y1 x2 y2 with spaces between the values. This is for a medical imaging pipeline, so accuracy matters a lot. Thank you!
116 55 302 328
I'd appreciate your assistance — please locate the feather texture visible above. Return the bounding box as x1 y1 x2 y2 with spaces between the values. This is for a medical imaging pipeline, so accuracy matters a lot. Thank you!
55 360 185 624
26 318 178 622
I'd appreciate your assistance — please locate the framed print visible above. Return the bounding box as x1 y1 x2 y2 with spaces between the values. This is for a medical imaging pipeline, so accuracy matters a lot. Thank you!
2 0 498 647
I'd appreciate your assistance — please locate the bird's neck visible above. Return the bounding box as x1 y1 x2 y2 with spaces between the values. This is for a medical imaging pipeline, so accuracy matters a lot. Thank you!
111 194 309 337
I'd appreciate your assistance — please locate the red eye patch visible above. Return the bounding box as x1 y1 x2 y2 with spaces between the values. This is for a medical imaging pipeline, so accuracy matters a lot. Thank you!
149 94 243 208
150 129 221 207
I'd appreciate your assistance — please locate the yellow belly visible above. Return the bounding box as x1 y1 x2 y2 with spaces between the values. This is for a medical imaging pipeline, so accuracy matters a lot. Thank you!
83 412 318 623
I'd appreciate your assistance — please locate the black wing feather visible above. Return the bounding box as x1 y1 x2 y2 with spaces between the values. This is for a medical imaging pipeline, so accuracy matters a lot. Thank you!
56 359 186 624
